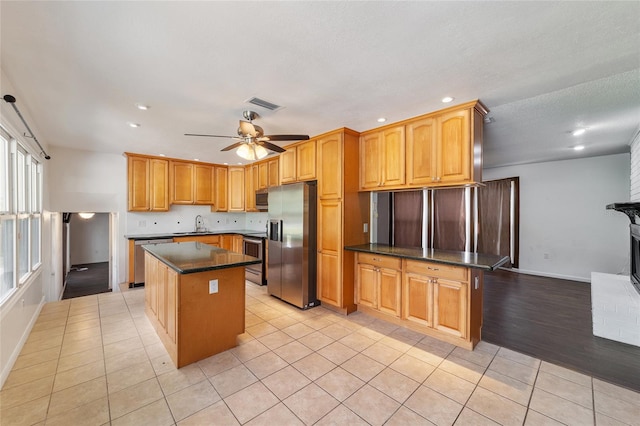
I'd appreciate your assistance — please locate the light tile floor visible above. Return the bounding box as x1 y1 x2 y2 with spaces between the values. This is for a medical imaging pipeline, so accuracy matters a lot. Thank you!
1 283 639 426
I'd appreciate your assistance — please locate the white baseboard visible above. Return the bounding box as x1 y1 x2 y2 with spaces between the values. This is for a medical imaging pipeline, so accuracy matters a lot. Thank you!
501 267 590 283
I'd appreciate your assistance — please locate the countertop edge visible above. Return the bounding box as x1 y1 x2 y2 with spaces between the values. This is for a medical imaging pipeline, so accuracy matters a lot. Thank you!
344 244 510 271
142 244 261 275
126 230 267 240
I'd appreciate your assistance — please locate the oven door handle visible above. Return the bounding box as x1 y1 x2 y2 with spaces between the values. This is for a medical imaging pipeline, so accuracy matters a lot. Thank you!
243 237 263 244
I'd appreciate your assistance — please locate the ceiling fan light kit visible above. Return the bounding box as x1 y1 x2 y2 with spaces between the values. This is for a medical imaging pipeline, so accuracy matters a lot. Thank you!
185 110 309 161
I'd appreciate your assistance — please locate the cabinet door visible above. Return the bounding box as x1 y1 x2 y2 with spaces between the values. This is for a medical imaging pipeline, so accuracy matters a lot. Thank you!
157 262 168 328
296 140 317 181
406 118 436 186
145 254 158 315
214 167 228 211
220 235 233 251
194 164 214 205
381 126 405 187
317 200 342 307
378 267 401 317
360 132 381 189
279 148 296 184
171 161 194 204
228 166 245 212
166 268 178 344
318 134 343 199
433 278 467 338
437 108 471 184
128 156 150 211
245 166 255 211
258 161 268 189
268 158 279 187
232 235 243 254
149 159 169 211
252 164 260 193
403 272 433 327
356 263 377 308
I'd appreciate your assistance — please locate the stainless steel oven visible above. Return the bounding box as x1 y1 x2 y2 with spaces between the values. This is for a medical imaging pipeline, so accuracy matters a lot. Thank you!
243 236 266 285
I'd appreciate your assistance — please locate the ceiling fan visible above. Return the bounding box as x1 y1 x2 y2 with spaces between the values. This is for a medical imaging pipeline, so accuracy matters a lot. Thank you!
185 111 309 160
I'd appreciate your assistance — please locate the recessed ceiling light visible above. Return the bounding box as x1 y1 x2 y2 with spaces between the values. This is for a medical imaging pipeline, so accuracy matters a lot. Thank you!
158 154 166 157
237 162 243 165
377 118 387 123
442 96 454 103
223 162 228 165
135 103 149 110
574 145 585 151
572 128 586 136
194 158 200 161
128 122 140 128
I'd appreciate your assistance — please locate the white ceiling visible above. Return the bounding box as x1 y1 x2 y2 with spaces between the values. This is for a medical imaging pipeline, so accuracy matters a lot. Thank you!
1 1 638 168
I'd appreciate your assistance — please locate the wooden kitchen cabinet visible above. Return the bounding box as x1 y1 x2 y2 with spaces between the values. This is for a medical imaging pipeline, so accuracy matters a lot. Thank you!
436 108 472 185
170 161 194 204
355 253 402 317
228 166 245 212
245 165 255 211
317 199 343 307
315 129 368 314
170 161 215 205
173 235 220 246
279 139 317 184
219 234 242 253
268 158 279 187
359 125 405 190
127 154 169 212
403 259 469 339
279 148 296 184
317 133 343 199
213 166 228 212
232 234 243 254
258 161 268 189
406 117 437 186
194 164 215 205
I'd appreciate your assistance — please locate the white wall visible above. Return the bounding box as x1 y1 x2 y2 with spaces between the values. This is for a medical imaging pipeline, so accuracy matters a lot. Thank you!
484 153 630 282
48 146 127 285
0 69 49 388
630 129 640 201
70 213 109 264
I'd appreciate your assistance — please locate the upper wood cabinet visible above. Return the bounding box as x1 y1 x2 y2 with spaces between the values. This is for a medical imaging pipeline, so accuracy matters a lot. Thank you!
213 166 228 212
280 140 317 184
127 154 169 212
268 158 279 187
279 148 296 184
170 161 215 205
245 165 256 212
360 100 487 191
228 166 245 212
359 125 405 190
317 133 343 199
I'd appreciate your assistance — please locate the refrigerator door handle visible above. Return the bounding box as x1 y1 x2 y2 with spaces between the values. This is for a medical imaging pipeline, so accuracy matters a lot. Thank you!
280 220 283 242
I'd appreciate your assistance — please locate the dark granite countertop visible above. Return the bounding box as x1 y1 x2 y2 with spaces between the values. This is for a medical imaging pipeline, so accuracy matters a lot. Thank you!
142 242 261 274
126 230 267 240
344 244 509 271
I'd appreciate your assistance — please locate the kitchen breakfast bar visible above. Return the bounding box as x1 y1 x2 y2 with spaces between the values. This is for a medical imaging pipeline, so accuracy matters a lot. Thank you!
142 242 260 368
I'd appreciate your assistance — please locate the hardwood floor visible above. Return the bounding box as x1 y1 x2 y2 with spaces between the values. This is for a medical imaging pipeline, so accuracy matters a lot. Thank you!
483 268 640 392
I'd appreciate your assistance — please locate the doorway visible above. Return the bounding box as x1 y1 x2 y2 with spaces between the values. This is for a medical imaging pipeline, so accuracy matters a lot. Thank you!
62 212 111 299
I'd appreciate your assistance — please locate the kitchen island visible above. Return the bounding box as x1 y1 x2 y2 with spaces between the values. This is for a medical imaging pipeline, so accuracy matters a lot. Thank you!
345 244 509 350
142 242 260 368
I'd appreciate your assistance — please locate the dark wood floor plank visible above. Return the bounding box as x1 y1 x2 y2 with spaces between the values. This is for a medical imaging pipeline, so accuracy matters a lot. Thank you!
483 269 640 392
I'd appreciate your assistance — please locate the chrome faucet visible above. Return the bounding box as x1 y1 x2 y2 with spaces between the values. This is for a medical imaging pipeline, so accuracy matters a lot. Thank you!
195 215 205 233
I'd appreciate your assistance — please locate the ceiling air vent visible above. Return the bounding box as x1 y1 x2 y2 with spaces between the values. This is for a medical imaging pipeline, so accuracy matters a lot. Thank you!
246 97 282 111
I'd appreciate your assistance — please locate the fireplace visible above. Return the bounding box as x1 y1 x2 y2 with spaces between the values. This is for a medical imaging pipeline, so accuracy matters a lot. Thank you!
607 202 640 295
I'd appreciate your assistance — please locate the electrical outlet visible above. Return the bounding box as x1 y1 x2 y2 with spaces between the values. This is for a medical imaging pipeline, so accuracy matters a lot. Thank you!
138 220 146 227
363 223 369 233
543 253 550 260
209 279 218 294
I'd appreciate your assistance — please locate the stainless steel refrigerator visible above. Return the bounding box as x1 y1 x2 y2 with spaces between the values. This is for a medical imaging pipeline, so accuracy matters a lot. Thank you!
267 182 319 309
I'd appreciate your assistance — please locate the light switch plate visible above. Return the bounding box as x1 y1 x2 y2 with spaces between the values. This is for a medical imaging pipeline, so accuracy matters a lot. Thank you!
209 279 218 294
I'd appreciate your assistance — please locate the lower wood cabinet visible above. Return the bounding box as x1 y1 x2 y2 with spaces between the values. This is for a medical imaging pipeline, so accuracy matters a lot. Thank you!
355 253 402 317
355 253 482 349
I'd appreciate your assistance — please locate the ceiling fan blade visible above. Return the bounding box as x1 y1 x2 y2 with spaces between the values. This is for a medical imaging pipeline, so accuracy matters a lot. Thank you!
184 133 238 139
238 120 257 137
262 134 310 141
259 141 286 153
221 141 245 152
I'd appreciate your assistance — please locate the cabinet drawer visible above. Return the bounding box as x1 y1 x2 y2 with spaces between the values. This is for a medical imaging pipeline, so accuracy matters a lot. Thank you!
404 259 468 281
357 253 401 270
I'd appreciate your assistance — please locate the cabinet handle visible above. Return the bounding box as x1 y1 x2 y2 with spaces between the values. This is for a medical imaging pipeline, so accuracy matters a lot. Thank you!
427 266 439 271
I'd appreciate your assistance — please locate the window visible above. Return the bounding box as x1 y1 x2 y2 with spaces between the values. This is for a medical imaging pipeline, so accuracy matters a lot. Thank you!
0 126 42 303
